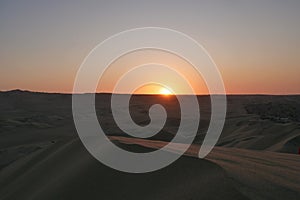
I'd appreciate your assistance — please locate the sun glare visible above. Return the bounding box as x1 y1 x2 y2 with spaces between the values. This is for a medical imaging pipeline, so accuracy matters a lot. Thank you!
159 87 172 95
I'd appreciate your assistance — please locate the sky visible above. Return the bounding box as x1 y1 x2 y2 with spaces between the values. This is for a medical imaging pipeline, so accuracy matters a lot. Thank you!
0 0 300 94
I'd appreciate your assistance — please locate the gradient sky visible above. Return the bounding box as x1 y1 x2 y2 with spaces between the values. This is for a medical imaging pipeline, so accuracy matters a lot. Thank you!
1 0 300 94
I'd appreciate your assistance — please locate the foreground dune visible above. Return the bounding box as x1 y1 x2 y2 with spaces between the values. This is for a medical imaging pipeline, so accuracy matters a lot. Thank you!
0 136 299 199
110 136 300 200
0 139 247 200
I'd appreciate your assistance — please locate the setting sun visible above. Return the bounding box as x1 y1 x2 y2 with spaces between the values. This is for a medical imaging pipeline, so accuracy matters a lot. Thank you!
159 88 172 95
133 84 175 95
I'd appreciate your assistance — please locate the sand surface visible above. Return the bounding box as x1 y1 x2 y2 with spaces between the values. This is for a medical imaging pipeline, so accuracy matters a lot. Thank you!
0 138 249 200
0 90 299 199
110 136 300 200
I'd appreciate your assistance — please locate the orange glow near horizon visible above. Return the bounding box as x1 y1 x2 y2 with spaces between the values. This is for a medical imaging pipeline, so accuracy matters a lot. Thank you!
97 50 209 95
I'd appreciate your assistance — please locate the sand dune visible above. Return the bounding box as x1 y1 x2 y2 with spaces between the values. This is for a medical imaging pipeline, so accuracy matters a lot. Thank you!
110 136 300 200
0 139 247 200
0 90 300 199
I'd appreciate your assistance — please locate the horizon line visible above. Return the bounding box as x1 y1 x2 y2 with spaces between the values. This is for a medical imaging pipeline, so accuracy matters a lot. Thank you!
1 89 300 96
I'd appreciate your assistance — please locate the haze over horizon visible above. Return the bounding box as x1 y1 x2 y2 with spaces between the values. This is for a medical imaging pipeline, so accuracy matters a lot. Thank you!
1 0 300 94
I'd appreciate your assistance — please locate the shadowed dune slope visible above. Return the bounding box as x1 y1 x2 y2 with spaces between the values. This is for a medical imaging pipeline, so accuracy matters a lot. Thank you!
109 136 300 200
0 139 248 200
